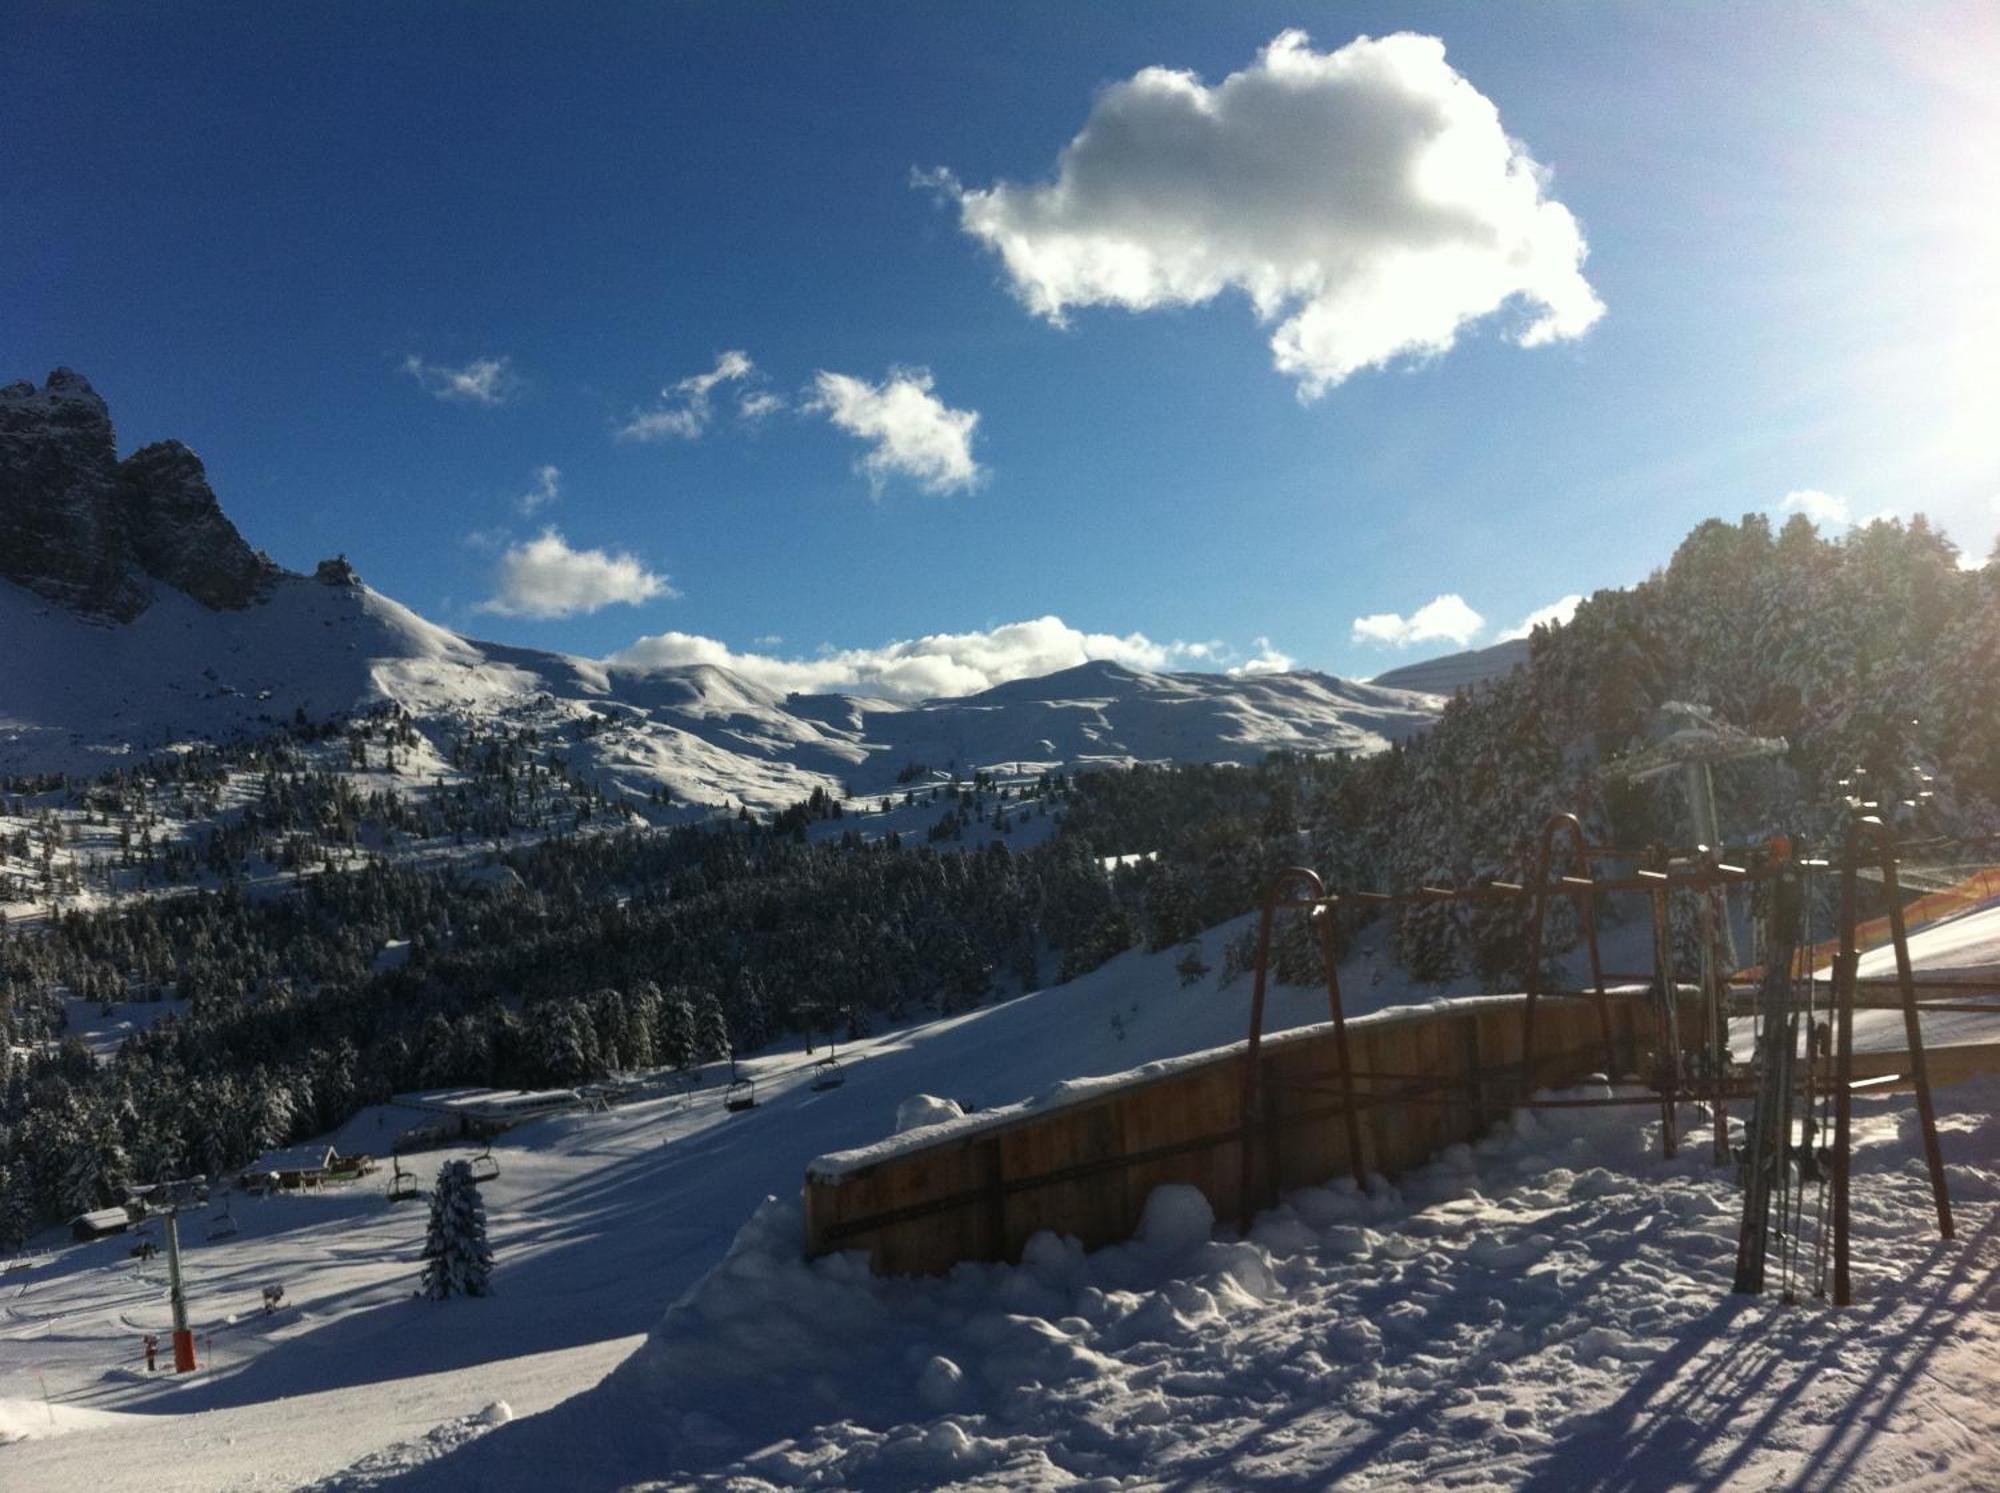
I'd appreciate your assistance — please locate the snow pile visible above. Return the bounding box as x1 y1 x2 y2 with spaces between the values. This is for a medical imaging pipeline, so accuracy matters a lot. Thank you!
894 1094 965 1133
378 1077 2000 1490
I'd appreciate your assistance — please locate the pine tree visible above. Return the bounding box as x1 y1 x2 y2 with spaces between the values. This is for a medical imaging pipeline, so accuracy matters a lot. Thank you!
419 1159 494 1300
0 1162 33 1250
694 992 731 1063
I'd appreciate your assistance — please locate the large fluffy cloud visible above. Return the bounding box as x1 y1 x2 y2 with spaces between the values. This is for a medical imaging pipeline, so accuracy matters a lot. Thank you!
402 354 519 405
477 528 675 619
807 368 983 494
610 615 1234 701
929 30 1602 396
1351 593 1485 648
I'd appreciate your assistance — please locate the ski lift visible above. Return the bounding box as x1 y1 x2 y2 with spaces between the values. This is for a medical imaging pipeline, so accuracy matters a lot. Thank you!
724 1078 758 1112
207 1203 239 1241
468 1144 500 1183
387 1155 421 1202
810 1056 845 1091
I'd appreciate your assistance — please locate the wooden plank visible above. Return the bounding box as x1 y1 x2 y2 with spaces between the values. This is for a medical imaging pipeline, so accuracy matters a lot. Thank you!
1120 1062 1242 1231
809 992 1690 1276
998 1098 1124 1258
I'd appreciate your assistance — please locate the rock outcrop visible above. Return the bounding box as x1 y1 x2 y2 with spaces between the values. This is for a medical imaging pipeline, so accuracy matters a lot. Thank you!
0 369 280 620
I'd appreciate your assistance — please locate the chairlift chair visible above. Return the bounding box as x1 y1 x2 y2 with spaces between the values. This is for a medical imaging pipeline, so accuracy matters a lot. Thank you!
207 1203 239 1241
810 1056 845 1091
387 1155 421 1202
724 1077 758 1112
469 1144 501 1183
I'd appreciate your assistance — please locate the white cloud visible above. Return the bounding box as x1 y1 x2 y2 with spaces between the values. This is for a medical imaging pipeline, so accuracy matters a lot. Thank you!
1497 592 1583 642
515 464 561 515
807 368 984 494
1778 489 1853 527
1351 593 1485 648
476 527 675 620
1776 489 1902 531
620 350 761 441
738 390 787 423
1227 637 1296 676
610 615 1233 701
928 30 1602 397
402 354 518 405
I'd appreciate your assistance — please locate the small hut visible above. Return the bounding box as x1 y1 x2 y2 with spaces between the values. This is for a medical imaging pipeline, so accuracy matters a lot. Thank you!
239 1143 338 1192
70 1206 134 1242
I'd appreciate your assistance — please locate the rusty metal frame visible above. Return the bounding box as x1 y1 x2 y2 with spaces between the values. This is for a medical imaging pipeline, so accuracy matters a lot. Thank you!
1830 817 1955 1304
1246 812 1968 1302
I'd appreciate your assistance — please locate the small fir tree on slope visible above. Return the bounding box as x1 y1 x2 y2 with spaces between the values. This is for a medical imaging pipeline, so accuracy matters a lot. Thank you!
419 1159 494 1299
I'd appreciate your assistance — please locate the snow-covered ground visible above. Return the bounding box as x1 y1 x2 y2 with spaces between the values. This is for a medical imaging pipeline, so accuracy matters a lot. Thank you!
5 911 1997 1491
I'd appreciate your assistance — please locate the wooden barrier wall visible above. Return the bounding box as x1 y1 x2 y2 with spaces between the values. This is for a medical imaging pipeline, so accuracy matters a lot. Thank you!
804 990 1688 1276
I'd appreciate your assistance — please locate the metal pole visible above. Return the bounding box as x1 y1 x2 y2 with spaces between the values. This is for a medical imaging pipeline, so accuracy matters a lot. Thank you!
1315 906 1368 1191
1649 860 1680 1160
1237 868 1319 1230
164 1208 195 1372
1831 842 1860 1306
1874 833 1954 1241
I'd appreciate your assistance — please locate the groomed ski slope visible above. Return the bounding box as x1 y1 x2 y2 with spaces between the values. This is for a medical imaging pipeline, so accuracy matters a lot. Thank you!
4 908 1999 1491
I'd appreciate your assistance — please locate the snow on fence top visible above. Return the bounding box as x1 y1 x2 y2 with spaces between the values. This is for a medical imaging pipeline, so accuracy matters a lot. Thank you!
807 990 1604 1185
803 987 1678 1277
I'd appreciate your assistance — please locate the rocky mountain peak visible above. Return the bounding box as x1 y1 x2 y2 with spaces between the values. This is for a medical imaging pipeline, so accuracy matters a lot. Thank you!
0 369 281 620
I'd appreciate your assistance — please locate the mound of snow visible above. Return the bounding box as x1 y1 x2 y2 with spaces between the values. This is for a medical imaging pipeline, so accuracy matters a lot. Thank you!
369 1076 2000 1490
894 1094 965 1133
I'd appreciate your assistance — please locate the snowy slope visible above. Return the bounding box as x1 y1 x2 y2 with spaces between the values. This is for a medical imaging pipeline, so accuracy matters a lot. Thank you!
1370 637 1530 695
6 911 1998 1491
1 577 1440 816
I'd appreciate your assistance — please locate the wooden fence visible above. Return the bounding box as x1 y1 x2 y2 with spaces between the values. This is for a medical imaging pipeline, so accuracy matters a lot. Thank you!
804 989 1692 1276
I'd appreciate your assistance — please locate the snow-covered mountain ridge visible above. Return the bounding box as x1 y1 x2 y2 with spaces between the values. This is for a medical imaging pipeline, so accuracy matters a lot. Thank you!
2 370 1444 812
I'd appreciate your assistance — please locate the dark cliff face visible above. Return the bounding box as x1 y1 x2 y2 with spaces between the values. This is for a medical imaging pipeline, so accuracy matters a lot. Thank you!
0 369 280 620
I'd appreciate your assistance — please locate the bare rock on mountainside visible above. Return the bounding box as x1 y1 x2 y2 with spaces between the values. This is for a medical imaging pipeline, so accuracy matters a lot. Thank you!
0 368 279 619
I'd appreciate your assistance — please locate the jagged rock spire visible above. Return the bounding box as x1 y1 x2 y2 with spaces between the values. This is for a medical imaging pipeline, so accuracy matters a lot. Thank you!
0 369 280 620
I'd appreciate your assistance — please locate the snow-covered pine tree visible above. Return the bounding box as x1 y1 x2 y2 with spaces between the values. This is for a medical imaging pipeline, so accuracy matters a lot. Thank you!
694 991 732 1063
419 1158 494 1300
0 1161 32 1250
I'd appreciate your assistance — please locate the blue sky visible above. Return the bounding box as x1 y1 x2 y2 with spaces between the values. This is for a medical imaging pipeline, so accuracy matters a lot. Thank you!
6 3 1996 694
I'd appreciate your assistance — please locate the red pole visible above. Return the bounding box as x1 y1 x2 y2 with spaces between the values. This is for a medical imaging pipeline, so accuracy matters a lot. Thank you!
1649 860 1680 1160
1315 905 1367 1191
1872 829 1954 1241
1831 835 1861 1306
1237 870 1320 1229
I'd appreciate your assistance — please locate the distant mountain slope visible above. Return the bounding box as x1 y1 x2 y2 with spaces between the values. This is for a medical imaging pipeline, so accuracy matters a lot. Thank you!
1371 636 1530 694
2 369 1444 811
0 573 1441 812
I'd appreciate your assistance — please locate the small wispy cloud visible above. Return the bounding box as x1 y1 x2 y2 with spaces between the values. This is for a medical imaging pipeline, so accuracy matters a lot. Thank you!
515 464 561 515
620 350 764 441
1226 637 1296 676
1351 594 1485 648
402 354 519 406
476 527 675 620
